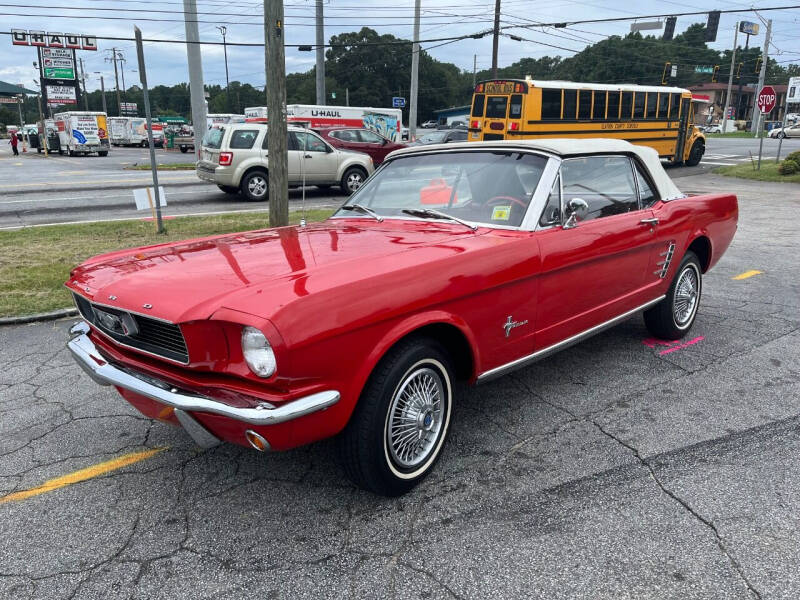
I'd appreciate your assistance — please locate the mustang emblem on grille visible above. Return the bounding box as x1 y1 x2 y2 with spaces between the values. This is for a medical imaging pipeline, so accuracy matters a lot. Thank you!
94 308 139 337
503 315 528 338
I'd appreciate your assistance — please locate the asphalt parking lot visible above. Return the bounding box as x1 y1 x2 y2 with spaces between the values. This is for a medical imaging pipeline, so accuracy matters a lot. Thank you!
1 173 800 599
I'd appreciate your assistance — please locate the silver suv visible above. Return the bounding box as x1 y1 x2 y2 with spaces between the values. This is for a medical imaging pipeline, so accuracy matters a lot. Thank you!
196 124 374 201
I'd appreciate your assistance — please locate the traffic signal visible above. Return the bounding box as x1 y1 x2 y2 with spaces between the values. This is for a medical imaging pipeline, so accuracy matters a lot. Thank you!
705 10 720 42
663 16 677 41
662 62 671 85
736 62 742 78
711 65 720 83
754 56 762 73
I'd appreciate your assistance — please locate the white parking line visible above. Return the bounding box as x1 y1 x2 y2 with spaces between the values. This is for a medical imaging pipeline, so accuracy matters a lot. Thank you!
0 188 216 206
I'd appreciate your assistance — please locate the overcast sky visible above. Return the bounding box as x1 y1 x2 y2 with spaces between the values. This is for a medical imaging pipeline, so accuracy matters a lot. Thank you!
2 0 799 95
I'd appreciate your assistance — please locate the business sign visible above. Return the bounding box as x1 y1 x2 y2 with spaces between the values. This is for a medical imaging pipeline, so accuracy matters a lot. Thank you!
42 47 72 59
788 77 800 104
0 97 21 104
392 97 406 108
45 85 77 105
11 30 97 51
739 21 760 36
121 102 138 111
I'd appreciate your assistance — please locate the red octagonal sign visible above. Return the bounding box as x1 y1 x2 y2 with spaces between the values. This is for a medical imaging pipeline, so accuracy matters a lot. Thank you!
757 85 776 114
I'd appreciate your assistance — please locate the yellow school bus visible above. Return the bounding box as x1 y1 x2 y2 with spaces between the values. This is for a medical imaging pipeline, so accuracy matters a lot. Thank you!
468 79 705 166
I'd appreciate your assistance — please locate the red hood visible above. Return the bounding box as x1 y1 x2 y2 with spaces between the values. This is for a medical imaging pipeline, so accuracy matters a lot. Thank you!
67 219 486 323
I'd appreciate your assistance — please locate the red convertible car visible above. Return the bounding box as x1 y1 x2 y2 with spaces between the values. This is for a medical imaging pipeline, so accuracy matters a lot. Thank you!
67 139 738 495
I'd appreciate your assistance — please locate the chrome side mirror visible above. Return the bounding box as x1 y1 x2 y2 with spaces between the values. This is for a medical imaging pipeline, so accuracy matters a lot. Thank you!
563 198 588 229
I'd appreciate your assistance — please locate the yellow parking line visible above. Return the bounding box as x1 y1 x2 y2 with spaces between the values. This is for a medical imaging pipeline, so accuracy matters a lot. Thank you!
732 270 763 280
0 447 165 504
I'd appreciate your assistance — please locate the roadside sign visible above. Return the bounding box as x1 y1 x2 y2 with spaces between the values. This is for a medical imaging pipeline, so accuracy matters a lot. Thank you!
134 187 167 212
739 21 760 36
788 77 800 103
392 97 406 108
694 66 713 74
43 66 75 79
670 65 677 78
757 85 776 114
45 85 77 105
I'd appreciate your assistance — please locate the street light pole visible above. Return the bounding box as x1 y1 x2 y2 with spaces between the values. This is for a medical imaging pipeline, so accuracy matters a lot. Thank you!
94 73 108 114
216 25 232 113
721 23 739 133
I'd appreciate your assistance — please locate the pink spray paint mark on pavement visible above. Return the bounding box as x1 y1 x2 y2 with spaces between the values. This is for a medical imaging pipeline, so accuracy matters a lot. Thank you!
642 336 705 355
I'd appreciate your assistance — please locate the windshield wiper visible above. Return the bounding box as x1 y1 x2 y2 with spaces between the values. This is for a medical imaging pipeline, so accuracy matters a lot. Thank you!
340 203 383 222
401 208 478 231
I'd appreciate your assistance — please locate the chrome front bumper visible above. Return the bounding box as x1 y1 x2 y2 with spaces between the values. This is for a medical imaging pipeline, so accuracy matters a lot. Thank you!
66 321 340 427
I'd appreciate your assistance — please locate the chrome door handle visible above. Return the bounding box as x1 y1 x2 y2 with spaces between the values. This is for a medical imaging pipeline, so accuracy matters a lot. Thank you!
640 218 659 226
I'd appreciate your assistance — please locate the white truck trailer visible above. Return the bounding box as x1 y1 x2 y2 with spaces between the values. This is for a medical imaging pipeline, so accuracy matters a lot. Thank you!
54 111 110 156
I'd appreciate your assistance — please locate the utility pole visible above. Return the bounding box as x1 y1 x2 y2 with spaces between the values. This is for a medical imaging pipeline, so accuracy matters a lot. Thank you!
472 54 477 88
315 0 325 105
97 74 108 114
721 23 738 133
105 48 122 115
735 33 750 119
184 0 207 158
409 0 421 140
491 0 501 78
135 26 165 235
36 93 48 156
345 87 349 106
216 25 232 112
265 0 288 227
79 58 89 110
750 19 771 134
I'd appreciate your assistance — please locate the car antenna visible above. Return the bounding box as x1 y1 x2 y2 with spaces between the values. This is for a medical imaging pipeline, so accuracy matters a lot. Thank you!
300 123 308 227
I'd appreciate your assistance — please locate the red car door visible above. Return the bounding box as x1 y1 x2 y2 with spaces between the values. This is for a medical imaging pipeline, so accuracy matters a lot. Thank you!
534 155 661 350
357 129 394 164
327 129 362 154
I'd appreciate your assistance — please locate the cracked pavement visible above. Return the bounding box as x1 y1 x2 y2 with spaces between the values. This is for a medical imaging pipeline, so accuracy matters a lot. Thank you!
1 174 799 599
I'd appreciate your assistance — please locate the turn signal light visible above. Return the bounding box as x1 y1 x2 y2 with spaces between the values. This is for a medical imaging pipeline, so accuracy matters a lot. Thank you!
218 152 233 166
509 122 519 131
245 430 270 452
471 120 480 129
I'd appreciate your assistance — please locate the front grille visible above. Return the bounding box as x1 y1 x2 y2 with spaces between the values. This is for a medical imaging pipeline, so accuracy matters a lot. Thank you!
73 293 189 364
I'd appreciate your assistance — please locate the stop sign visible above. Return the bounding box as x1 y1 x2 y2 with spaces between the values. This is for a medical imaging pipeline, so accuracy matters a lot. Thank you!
757 85 776 114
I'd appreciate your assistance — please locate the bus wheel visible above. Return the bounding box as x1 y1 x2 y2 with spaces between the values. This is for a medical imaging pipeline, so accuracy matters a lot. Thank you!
685 141 704 167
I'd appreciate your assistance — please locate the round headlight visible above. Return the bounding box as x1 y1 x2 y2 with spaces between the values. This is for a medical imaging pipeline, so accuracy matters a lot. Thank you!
241 326 277 378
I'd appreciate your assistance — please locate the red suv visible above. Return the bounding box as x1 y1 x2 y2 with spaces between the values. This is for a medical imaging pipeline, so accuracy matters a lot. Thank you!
313 127 406 165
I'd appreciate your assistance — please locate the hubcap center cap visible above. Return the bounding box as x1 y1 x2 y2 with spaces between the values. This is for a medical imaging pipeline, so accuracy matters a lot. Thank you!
418 406 435 431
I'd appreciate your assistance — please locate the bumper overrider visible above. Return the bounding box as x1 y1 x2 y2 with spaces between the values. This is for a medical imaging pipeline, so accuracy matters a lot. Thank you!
66 321 340 449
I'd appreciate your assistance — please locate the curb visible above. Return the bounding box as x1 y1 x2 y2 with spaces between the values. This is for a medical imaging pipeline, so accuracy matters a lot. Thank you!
0 308 78 326
4 179 210 196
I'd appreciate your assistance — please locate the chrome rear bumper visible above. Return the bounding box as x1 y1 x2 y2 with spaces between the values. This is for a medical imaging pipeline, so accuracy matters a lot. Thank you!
66 321 340 427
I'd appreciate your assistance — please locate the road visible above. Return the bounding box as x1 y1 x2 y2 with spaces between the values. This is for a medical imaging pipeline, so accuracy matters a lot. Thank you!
2 137 799 228
1 174 799 598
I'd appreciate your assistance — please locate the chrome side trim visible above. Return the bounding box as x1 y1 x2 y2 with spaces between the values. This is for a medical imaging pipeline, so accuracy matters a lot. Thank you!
476 295 665 383
67 321 340 426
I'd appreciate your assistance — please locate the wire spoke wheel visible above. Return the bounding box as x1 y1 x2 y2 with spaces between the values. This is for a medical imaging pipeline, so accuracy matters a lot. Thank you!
673 265 699 327
386 367 445 469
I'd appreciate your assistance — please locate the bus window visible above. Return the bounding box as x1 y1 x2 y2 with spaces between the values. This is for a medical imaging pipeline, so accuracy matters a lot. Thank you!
633 93 645 119
607 92 620 120
578 90 591 120
486 96 508 119
509 94 523 119
621 92 633 119
592 91 607 119
472 94 485 117
541 89 562 120
646 92 657 119
563 89 577 119
658 93 669 118
670 94 681 119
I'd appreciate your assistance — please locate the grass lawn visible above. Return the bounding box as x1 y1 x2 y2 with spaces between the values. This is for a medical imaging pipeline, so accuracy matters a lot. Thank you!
713 161 800 183
705 131 760 138
125 163 196 170
0 209 333 318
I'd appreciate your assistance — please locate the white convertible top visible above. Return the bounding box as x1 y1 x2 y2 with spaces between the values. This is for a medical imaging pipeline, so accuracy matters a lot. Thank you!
390 138 685 201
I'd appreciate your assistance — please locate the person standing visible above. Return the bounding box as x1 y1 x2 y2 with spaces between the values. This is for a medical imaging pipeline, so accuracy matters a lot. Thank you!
9 132 19 156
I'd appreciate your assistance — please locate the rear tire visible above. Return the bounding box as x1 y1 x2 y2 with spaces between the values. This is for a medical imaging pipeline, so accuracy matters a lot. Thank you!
340 166 367 195
338 337 454 496
240 171 269 202
644 251 702 340
180 146 189 153
98 151 108 157
685 141 704 166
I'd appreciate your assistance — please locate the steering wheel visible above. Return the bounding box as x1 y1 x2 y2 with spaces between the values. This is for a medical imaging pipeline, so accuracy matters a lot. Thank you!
487 195 528 210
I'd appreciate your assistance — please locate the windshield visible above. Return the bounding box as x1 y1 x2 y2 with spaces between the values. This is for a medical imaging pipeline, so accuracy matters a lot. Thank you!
202 127 225 149
335 150 547 228
418 131 448 144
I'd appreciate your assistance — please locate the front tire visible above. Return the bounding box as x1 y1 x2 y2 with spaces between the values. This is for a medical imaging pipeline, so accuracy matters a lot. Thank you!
340 166 367 195
644 251 702 340
240 171 269 202
180 146 189 153
685 141 704 166
338 338 454 496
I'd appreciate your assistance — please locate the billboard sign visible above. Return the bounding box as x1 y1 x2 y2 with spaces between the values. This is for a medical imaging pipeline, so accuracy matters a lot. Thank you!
739 22 760 36
45 85 77 105
11 29 97 50
788 77 800 104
